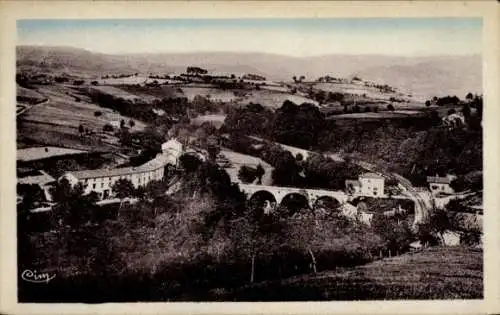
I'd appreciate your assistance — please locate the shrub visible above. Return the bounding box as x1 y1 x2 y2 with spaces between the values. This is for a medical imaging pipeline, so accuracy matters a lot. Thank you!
103 124 114 132
238 165 258 184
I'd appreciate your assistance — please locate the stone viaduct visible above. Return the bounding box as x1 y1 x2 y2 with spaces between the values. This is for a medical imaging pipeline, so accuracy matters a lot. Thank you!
239 184 348 209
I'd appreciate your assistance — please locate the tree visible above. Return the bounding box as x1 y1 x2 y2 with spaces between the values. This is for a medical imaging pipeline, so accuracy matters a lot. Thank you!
295 153 304 163
50 179 98 228
112 178 135 215
118 128 132 146
180 154 203 172
238 165 258 184
387 104 395 111
415 223 440 247
425 100 431 107
466 92 474 101
461 104 471 122
428 209 451 244
206 135 220 161
134 186 146 201
17 184 45 212
255 164 265 185
371 214 414 255
103 124 114 132
315 90 326 105
129 119 135 128
78 124 84 134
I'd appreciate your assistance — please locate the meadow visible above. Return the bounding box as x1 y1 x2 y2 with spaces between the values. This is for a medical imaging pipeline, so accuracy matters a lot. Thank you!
222 246 483 301
17 85 146 150
239 90 318 109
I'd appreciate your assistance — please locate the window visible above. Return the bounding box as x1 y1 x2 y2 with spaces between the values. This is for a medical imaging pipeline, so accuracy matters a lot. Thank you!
93 183 96 189
101 183 104 188
431 185 438 190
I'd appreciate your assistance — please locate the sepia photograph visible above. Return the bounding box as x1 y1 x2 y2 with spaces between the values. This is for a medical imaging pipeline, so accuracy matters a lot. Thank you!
1 1 499 314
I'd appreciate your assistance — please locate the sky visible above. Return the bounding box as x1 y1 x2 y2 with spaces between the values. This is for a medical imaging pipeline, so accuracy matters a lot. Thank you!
17 18 482 57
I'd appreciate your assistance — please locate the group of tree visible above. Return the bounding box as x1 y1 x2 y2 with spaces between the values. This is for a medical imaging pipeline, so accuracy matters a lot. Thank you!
222 96 482 189
87 89 189 126
238 164 266 184
20 152 437 302
292 75 306 83
186 66 208 75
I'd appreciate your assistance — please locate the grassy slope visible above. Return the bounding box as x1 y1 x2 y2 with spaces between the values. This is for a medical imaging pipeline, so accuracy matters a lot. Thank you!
222 246 482 301
17 85 146 151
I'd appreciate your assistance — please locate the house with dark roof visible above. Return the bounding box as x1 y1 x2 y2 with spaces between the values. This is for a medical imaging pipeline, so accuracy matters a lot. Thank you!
427 174 457 195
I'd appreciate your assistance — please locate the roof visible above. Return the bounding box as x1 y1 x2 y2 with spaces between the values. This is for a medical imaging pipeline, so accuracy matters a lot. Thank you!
66 153 173 180
17 146 87 162
359 172 384 179
427 176 452 184
18 171 55 186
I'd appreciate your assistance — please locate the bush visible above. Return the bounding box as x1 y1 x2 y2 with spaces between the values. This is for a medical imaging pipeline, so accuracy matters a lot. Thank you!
387 104 395 111
238 165 258 184
94 111 102 117
103 124 114 132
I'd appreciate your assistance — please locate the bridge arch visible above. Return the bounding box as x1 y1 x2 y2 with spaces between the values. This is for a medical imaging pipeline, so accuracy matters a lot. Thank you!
279 192 310 216
248 190 277 217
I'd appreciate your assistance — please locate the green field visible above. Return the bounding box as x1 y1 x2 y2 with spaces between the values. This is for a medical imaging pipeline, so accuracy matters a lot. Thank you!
220 246 482 301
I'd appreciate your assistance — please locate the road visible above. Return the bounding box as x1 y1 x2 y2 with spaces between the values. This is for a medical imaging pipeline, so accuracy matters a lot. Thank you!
17 98 50 117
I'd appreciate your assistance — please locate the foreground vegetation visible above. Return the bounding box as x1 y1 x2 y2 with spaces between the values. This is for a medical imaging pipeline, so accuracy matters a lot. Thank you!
19 155 444 302
220 246 482 301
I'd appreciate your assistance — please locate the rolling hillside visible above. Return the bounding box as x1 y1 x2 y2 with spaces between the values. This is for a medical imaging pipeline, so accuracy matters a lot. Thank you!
17 45 481 99
217 246 483 301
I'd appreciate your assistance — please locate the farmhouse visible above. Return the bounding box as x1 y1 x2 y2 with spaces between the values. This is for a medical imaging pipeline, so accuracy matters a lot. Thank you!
345 172 385 197
60 139 183 200
427 174 456 195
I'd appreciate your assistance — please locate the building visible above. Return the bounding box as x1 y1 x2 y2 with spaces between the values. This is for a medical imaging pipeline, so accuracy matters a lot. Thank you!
60 139 183 200
427 174 456 195
359 173 385 197
345 173 385 197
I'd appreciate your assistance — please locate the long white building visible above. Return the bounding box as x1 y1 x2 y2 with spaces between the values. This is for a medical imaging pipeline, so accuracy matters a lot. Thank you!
60 139 183 200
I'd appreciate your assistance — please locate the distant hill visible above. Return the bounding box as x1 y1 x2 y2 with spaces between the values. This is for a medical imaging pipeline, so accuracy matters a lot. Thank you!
353 55 482 101
17 45 482 99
